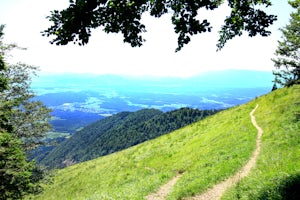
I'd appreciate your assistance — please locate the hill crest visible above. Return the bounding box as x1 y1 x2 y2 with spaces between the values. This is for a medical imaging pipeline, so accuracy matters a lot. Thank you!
39 108 219 169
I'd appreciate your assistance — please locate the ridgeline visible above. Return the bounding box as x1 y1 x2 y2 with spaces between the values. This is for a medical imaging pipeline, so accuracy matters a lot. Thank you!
40 108 218 169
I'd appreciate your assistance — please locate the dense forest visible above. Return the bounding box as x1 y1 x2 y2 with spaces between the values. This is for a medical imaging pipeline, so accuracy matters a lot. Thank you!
39 108 219 169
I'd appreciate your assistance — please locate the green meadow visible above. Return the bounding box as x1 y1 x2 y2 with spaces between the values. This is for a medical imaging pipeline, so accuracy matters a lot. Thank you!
31 85 300 200
46 132 70 139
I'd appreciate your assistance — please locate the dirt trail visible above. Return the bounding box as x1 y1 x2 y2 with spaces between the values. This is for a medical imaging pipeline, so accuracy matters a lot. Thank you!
145 105 263 200
187 104 263 200
146 173 183 200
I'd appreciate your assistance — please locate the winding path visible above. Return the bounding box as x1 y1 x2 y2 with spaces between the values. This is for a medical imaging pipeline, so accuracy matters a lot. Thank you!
145 104 263 200
187 104 263 200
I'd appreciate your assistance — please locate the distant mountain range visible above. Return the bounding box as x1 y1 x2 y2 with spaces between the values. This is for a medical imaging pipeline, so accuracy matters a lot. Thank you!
32 70 274 134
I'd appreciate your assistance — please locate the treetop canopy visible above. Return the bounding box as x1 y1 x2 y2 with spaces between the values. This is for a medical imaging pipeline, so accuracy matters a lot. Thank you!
42 0 277 52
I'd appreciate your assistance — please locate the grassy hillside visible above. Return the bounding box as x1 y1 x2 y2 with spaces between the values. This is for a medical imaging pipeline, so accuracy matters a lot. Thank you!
222 85 300 199
40 108 217 169
32 86 299 200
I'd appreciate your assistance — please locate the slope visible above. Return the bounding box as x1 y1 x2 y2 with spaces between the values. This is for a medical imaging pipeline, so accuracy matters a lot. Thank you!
40 108 218 169
32 85 300 200
221 85 300 199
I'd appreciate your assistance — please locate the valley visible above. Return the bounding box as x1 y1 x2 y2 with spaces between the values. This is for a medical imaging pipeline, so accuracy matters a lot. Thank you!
30 70 275 167
30 85 300 200
32 70 274 136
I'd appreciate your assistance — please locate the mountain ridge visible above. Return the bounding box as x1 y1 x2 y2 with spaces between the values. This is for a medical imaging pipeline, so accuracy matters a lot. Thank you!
39 108 218 169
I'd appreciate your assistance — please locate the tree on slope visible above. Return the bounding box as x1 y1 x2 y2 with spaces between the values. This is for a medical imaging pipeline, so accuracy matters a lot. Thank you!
43 0 277 51
0 131 36 200
0 63 52 150
272 0 300 87
0 25 51 199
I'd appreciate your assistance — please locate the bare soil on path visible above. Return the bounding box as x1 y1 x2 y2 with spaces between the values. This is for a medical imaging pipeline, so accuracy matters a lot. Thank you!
145 104 263 200
146 173 183 200
187 104 263 200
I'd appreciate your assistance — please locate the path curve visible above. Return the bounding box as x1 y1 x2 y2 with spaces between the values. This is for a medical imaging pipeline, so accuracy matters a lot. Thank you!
187 104 263 200
146 173 183 200
145 104 263 200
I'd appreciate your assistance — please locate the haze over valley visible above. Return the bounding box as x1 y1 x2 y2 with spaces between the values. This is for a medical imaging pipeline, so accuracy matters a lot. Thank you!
32 70 274 134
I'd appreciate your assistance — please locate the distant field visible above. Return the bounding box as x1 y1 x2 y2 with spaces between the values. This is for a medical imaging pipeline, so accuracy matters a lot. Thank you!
33 71 273 113
45 132 70 139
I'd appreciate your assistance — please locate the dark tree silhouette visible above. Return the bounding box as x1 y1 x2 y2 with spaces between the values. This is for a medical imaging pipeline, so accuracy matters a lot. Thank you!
42 0 277 52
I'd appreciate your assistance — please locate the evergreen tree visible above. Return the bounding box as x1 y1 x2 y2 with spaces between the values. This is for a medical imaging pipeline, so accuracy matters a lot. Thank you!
272 0 300 87
0 25 51 199
0 131 35 200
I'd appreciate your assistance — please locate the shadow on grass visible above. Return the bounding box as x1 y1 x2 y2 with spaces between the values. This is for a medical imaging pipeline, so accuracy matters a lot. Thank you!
257 173 300 200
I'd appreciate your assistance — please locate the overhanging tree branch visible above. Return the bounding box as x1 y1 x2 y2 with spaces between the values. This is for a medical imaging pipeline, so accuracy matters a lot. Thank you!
42 0 277 51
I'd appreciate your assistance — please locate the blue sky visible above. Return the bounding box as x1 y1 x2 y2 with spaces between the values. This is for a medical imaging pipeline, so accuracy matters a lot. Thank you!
0 0 293 77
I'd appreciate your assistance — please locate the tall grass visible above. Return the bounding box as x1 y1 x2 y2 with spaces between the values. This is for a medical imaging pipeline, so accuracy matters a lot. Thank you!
222 85 300 199
31 85 299 200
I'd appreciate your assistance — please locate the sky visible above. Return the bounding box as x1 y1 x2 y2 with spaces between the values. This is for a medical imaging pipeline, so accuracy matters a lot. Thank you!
0 0 293 77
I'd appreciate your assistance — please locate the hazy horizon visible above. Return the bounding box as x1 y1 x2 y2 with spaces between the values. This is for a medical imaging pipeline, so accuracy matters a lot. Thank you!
1 0 292 77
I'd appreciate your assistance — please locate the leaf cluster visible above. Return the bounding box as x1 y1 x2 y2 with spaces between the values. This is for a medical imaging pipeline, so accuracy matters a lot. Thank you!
42 0 277 51
0 63 52 150
0 131 35 200
0 25 8 93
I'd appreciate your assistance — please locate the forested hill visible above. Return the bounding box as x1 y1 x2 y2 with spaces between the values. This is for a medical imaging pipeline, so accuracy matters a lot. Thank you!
40 108 219 169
